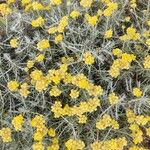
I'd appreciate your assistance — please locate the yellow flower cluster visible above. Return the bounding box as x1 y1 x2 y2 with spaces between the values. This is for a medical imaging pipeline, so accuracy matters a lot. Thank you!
58 16 69 33
70 10 80 19
91 137 127 150
35 54 45 62
109 52 136 78
31 16 45 27
71 74 103 96
87 84 103 97
129 146 148 150
29 64 68 92
146 39 150 48
65 139 85 150
72 74 90 89
104 29 113 39
54 34 63 44
48 128 56 137
146 127 150 137
83 51 95 65
7 0 15 5
103 2 118 17
24 54 45 72
108 92 119 105
130 0 137 8
126 109 150 144
7 80 19 92
126 109 150 126
132 87 143 97
47 137 60 150
51 97 100 118
7 80 30 98
120 27 140 41
31 2 45 10
129 124 143 144
30 70 48 92
30 115 60 149
51 0 62 6
70 89 79 99
96 114 119 130
12 114 24 131
49 86 62 97
0 128 12 143
37 39 50 50
27 60 34 69
61 56 74 64
47 65 68 85
112 48 122 57
30 115 48 142
32 142 44 150
0 3 12 16
78 114 87 124
85 14 98 26
19 83 30 98
143 55 150 69
48 15 69 35
80 0 93 8
10 38 18 48
21 0 30 6
24 1 50 12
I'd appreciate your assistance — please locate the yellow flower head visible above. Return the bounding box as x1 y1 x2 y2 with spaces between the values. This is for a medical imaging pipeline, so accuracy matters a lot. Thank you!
85 14 98 26
21 0 30 6
49 86 62 97
143 55 150 69
112 48 122 57
31 16 45 27
51 0 62 5
7 80 19 92
10 38 18 48
70 10 80 19
78 115 87 124
7 0 15 5
108 92 119 105
30 115 45 128
120 27 140 41
91 137 127 150
27 60 34 69
96 114 119 130
19 83 30 98
48 26 58 34
48 128 56 137
37 39 50 50
125 16 131 22
147 20 150 26
32 142 44 150
12 114 24 131
83 51 94 65
104 29 113 39
103 2 118 17
80 0 93 8
133 87 142 97
107 2 118 10
70 89 79 99
35 54 45 62
146 39 150 48
0 128 12 143
0 4 12 16
57 16 69 33
54 34 63 44
65 139 85 150
30 70 43 81
32 2 44 10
